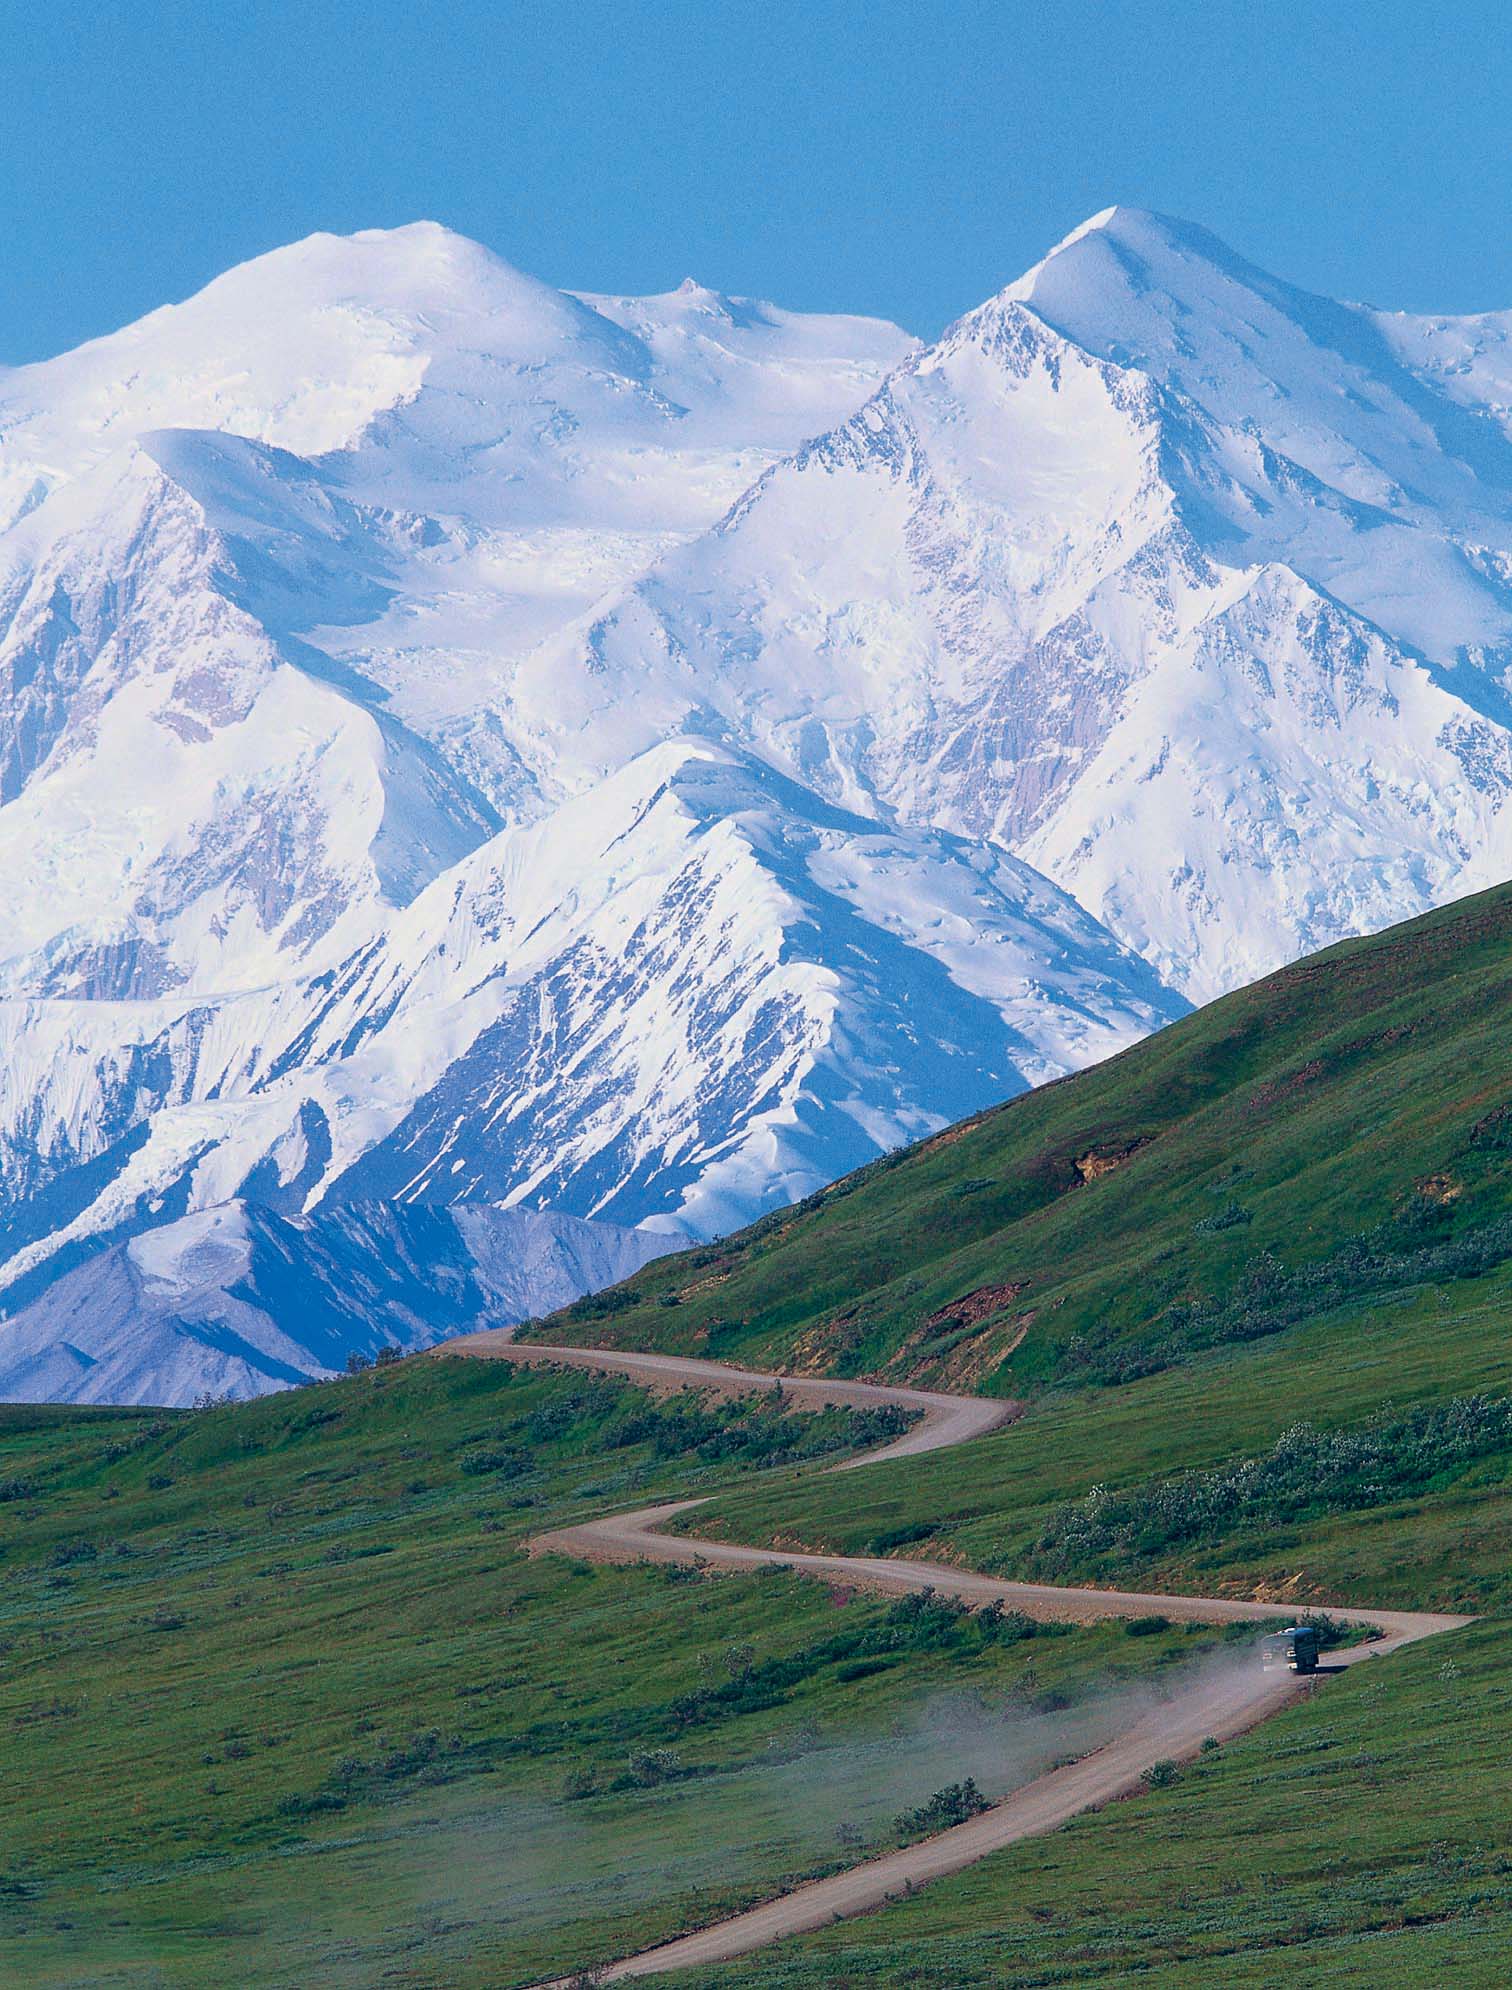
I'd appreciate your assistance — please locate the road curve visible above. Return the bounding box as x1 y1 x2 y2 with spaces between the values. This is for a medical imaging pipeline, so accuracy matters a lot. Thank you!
440 1333 1472 1985
446 1332 1020 1465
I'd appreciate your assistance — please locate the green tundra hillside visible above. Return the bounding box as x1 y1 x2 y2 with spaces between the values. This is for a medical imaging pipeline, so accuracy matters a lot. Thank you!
8 882 1512 1987
542 879 1512 1402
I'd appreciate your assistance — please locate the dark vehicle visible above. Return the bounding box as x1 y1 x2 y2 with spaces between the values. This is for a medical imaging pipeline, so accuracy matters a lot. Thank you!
1261 1625 1320 1674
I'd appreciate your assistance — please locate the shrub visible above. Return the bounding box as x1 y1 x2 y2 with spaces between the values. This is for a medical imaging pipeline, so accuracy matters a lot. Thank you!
835 1657 895 1684
1142 1759 1180 1789
1060 1205 1512 1385
47 1539 98 1568
1193 1200 1253 1235
665 1586 1056 1732
275 1789 347 1818
606 1394 916 1471
1031 1396 1512 1576
460 1448 528 1479
569 1287 639 1320
865 1520 936 1554
625 1747 683 1787
894 1778 990 1838
135 1606 187 1633
334 1729 467 1793
976 1600 1038 1644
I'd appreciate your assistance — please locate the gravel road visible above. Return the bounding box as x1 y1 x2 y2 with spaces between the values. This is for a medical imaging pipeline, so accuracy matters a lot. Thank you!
441 1332 1471 1984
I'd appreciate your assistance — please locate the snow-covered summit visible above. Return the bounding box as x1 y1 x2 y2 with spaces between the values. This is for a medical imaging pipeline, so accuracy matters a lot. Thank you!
0 223 915 533
13 209 1512 1400
1001 205 1512 647
507 207 1512 997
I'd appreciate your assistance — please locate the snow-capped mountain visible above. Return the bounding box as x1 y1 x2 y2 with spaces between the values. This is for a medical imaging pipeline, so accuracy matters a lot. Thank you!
17 204 1512 1401
0 1198 670 1406
529 207 1512 1000
0 734 1179 1288
0 222 1185 1398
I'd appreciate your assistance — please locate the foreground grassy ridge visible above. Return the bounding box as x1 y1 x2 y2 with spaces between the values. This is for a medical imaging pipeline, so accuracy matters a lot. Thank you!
628 1148 1512 1975
0 1359 1201 1988
538 881 1512 1395
15 883 1512 1986
683 1262 1512 1615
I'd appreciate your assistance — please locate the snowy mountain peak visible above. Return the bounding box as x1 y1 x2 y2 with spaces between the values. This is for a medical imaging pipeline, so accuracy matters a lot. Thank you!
1009 201 1150 271
17 211 1512 1402
0 222 915 544
34 217 620 375
1007 202 1289 315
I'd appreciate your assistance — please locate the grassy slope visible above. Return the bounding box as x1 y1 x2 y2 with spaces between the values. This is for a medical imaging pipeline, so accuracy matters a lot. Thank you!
538 880 1512 1400
643 1261 1512 1983
680 1269 1512 1615
12 884 1512 1984
545 881 1512 1983
0 1360 1200 1988
661 1616 1512 1988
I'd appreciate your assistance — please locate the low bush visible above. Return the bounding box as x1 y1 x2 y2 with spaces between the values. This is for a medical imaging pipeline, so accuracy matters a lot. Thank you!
894 1778 990 1838
1058 1204 1512 1385
1193 1200 1252 1235
865 1519 937 1554
606 1395 916 1471
665 1589 1052 1730
460 1447 529 1479
1030 1396 1512 1577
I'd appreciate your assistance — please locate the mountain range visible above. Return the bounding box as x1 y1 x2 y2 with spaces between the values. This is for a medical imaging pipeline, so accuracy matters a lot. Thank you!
8 206 1512 1398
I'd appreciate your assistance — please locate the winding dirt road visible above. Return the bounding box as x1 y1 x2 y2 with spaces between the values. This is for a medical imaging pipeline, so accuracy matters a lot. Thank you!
448 1332 1018 1465
443 1331 1472 1985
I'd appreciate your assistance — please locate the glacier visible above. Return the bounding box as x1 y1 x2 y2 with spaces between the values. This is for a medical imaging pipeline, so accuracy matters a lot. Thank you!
13 206 1512 1400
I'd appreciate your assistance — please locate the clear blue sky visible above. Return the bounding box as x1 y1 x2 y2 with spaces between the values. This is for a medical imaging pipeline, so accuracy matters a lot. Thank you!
4 0 1511 363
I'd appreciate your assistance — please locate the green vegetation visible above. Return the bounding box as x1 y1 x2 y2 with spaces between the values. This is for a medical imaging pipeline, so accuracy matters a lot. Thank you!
1028 1395 1512 1583
15 882 1512 1983
0 1357 1197 1988
655 1619 1512 1988
894 1777 990 1839
537 879 1512 1400
680 1273 1512 1616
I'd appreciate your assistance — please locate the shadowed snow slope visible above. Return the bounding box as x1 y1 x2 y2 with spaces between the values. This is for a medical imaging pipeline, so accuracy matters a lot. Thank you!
532 207 1512 999
0 1199 669 1406
23 209 1512 1394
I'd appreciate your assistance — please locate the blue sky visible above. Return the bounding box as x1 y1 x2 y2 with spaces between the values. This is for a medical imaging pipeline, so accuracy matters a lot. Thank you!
4 0 1511 362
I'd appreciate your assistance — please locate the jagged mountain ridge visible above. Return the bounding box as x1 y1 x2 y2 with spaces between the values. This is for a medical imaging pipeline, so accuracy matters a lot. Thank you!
0 737 1178 1292
520 208 1512 999
0 229 1180 1399
12 206 1512 1399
